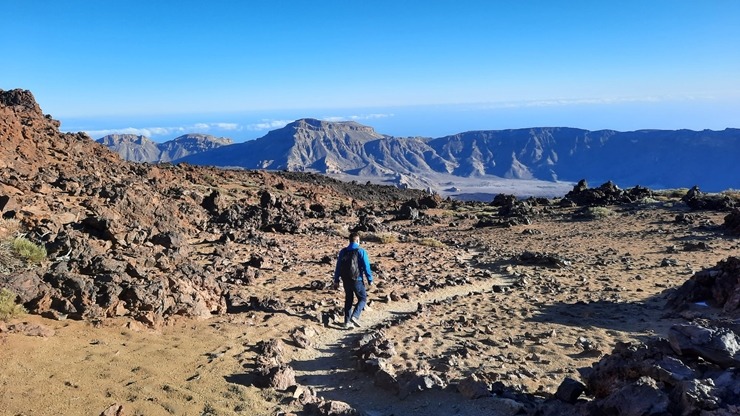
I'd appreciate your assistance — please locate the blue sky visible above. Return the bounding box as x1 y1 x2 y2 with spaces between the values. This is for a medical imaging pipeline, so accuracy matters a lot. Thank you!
2 1 739 141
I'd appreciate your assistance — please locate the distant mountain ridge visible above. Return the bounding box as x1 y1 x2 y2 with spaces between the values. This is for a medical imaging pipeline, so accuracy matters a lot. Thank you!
175 119 739 192
96 119 739 193
98 133 232 163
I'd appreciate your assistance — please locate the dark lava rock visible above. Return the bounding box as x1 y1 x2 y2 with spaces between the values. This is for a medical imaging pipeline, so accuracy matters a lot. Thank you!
517 251 571 268
682 186 736 212
555 377 586 403
564 179 653 207
724 208 740 234
667 256 740 316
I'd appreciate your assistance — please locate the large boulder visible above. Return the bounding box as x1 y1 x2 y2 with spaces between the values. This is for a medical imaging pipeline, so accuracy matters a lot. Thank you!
667 256 740 316
724 208 740 234
668 324 740 369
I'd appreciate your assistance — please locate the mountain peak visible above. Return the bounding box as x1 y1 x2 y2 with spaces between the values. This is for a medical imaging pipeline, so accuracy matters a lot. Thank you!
0 89 43 116
98 134 153 146
171 133 233 146
287 118 379 136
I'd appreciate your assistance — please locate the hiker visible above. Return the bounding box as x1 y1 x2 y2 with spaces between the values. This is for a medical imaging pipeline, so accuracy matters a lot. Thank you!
332 232 373 328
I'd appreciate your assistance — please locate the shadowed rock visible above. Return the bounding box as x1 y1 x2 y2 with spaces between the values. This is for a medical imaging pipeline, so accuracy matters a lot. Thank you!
682 186 736 212
562 179 653 207
555 377 585 403
667 256 740 316
668 324 740 368
724 208 740 234
457 373 490 399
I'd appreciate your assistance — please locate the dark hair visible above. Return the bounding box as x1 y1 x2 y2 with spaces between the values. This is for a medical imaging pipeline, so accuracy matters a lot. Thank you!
349 232 360 243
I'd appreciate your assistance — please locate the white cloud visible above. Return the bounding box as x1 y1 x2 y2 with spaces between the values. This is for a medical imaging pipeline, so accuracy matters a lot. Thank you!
148 127 177 135
322 113 395 122
81 122 244 139
84 127 159 138
213 122 240 130
246 119 292 131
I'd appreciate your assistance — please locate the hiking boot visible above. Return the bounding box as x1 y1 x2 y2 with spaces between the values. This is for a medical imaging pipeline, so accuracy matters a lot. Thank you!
351 317 362 327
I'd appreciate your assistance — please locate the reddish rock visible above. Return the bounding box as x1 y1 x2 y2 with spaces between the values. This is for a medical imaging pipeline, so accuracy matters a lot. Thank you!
99 403 125 416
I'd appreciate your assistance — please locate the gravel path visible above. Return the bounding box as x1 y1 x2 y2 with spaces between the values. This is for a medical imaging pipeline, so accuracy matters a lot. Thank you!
291 269 514 416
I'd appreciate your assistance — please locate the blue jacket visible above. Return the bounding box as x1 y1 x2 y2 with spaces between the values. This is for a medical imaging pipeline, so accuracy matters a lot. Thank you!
333 242 373 285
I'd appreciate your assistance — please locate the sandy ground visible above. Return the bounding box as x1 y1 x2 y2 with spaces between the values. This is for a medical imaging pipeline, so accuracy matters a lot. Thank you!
1 200 737 415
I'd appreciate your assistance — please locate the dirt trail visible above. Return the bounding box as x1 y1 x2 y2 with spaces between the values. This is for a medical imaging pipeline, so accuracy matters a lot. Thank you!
290 269 515 416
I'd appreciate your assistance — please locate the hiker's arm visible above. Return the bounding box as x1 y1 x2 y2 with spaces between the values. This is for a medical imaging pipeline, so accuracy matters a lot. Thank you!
362 250 373 284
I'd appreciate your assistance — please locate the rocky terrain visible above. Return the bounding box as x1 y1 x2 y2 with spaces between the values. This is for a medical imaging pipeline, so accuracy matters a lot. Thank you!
1 88 740 416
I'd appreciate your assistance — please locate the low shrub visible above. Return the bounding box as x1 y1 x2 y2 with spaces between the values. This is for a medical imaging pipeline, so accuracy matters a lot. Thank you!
635 197 660 205
573 206 616 220
655 188 689 199
418 237 444 248
365 232 398 244
584 206 615 219
0 288 26 321
11 237 47 264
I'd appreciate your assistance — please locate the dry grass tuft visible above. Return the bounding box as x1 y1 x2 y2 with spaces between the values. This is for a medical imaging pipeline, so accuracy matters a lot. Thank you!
418 237 444 248
365 232 399 244
582 206 616 220
0 288 26 321
0 218 21 240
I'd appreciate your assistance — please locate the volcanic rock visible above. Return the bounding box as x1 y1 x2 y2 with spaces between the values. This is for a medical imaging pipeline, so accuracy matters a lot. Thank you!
457 373 490 399
563 179 653 206
682 186 736 211
306 399 360 416
724 208 740 234
555 377 585 403
517 251 571 268
668 324 740 368
667 256 740 316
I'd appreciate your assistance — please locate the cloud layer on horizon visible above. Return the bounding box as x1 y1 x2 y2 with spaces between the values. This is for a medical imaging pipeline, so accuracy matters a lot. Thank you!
76 112 397 140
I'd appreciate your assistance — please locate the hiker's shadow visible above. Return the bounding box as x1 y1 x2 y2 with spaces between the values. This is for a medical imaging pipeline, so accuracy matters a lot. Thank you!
288 331 364 390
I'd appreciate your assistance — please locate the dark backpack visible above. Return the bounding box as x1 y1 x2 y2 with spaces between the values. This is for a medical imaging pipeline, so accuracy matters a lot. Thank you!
339 249 361 280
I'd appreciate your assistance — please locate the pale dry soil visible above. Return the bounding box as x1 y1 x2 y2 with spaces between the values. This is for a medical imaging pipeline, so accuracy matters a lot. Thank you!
1 203 737 416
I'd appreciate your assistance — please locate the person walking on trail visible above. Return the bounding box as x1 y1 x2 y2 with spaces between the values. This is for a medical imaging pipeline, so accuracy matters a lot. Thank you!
333 232 373 329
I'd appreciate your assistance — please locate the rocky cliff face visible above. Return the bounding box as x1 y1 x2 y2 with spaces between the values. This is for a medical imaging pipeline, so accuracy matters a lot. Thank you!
98 133 233 163
181 118 389 172
97 134 160 162
158 133 233 162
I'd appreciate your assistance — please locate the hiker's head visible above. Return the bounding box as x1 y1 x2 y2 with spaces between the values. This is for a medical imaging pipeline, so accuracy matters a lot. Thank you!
349 232 360 244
